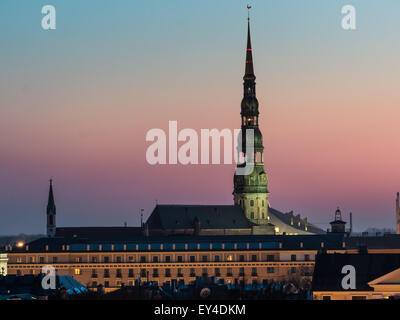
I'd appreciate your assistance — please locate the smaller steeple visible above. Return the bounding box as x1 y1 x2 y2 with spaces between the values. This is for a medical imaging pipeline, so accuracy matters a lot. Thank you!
47 179 56 212
46 179 56 237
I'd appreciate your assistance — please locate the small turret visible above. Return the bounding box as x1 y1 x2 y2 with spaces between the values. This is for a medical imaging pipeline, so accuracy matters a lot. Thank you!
329 207 346 233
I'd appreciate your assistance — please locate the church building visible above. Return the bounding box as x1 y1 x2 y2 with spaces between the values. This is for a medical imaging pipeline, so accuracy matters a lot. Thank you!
45 15 324 238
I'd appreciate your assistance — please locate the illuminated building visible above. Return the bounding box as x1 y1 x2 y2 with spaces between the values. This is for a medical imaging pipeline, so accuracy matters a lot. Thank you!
4 234 343 292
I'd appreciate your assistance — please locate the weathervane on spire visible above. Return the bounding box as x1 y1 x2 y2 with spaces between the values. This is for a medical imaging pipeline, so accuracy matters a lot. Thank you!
247 4 252 21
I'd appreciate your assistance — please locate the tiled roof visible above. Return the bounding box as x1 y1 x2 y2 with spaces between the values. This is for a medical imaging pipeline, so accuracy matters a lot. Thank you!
146 205 254 230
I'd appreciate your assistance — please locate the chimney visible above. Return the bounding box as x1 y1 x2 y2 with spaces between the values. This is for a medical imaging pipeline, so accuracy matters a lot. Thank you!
396 192 400 234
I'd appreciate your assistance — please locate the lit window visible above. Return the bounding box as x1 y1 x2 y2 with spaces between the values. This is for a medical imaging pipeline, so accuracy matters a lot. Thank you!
74 269 81 275
227 255 233 261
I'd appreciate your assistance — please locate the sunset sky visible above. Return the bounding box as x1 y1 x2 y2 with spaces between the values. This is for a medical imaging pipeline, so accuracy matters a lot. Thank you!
1 0 400 234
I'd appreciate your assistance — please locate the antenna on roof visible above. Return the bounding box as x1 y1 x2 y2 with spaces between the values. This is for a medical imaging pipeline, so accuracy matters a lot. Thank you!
140 209 144 227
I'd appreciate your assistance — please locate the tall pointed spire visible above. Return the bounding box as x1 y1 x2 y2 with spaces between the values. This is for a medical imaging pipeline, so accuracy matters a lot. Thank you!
245 19 255 78
234 6 269 226
244 5 255 80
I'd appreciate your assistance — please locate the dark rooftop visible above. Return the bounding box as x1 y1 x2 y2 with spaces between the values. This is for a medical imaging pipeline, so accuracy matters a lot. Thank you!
4 234 345 253
312 253 400 291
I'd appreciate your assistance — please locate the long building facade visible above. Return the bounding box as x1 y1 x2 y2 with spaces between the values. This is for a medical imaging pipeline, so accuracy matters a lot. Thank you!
3 234 344 291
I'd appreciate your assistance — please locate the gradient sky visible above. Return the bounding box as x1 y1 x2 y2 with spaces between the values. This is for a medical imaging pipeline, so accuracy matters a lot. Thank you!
1 0 400 234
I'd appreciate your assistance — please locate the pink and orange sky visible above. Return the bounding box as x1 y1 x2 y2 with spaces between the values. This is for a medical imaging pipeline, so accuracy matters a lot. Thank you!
1 0 400 234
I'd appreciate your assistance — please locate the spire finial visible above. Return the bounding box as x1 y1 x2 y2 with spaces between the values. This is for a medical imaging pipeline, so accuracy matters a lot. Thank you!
247 4 252 22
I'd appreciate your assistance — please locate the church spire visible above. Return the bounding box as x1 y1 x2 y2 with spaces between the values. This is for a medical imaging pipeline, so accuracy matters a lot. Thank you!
233 6 270 226
46 179 56 237
245 19 255 79
47 179 56 211
244 5 255 80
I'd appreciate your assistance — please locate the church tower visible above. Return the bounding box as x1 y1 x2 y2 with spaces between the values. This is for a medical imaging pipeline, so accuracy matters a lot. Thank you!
233 13 269 225
46 179 56 237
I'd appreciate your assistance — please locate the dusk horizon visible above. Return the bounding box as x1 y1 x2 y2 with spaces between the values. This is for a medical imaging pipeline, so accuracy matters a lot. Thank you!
1 0 400 235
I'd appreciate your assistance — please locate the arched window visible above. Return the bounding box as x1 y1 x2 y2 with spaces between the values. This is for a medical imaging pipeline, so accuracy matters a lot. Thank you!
250 200 254 206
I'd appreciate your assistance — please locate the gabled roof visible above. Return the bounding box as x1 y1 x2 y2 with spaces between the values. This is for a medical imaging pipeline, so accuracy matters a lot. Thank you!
145 204 325 234
312 253 400 291
146 205 254 230
368 267 400 286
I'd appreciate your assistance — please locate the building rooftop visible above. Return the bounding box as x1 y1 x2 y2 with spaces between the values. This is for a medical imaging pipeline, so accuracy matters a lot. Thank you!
312 252 400 292
3 233 345 253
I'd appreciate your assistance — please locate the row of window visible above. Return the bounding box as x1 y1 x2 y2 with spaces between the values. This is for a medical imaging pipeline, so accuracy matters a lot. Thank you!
92 278 266 288
81 267 276 278
17 253 310 264
17 266 312 278
49 241 281 251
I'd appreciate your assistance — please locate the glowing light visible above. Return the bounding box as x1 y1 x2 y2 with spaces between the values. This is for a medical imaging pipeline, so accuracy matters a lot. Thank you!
16 242 24 248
